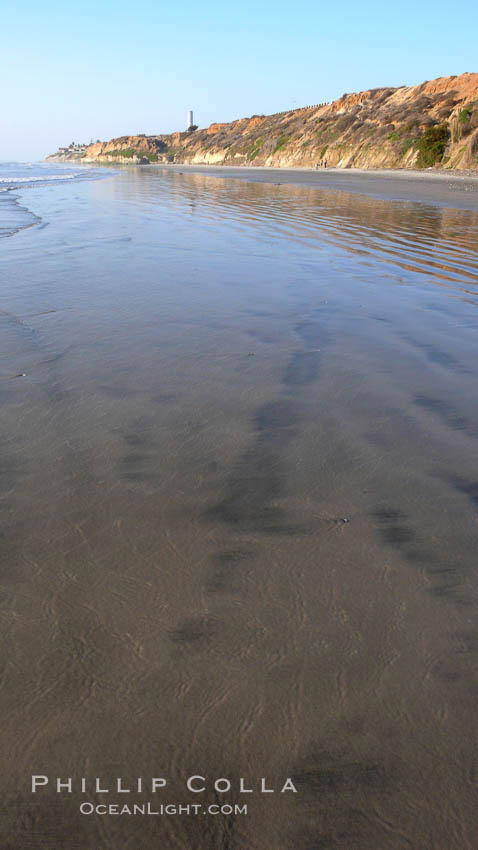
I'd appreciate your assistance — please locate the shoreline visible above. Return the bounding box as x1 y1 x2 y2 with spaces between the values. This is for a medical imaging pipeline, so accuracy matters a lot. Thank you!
153 163 478 211
46 158 478 210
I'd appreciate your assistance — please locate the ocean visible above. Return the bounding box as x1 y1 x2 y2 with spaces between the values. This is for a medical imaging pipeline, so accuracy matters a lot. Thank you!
1 160 478 849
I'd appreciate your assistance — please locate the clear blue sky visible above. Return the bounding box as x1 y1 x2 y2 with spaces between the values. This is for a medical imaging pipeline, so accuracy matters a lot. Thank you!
2 0 477 161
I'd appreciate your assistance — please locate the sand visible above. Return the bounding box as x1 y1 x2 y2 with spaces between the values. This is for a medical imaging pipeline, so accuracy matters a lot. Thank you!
138 162 478 211
1 166 478 849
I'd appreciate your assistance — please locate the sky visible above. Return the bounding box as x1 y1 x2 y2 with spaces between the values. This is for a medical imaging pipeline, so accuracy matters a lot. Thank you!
1 0 477 161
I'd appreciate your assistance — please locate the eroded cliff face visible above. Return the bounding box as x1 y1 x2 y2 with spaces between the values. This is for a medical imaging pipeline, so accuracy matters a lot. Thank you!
47 73 478 171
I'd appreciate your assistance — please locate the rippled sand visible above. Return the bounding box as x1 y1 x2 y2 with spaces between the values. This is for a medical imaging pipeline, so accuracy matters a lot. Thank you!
1 168 478 849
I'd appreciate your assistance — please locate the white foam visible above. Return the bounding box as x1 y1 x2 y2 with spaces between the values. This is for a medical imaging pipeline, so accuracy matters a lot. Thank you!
0 173 79 184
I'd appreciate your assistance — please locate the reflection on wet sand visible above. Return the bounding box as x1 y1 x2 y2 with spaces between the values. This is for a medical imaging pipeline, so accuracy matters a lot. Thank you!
114 168 478 288
1 168 478 849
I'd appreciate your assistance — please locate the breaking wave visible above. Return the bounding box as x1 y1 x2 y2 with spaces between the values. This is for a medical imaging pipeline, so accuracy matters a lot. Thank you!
0 173 79 184
0 161 112 239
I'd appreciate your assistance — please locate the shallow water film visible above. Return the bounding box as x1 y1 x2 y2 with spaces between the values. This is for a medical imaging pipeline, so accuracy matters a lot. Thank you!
1 166 478 849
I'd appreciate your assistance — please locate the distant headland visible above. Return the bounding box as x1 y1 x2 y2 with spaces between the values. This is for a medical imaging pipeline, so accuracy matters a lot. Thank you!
47 73 478 172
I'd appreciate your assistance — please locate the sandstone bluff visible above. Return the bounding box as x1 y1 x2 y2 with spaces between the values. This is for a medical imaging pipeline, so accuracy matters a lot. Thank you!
48 73 478 172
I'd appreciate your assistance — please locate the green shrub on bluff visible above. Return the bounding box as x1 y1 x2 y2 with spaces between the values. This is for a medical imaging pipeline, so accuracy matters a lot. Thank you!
415 124 450 168
459 106 473 124
272 135 290 155
248 136 264 161
104 148 136 158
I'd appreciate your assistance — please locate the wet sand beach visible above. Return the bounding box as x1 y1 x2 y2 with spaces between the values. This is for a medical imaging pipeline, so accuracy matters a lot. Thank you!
143 162 478 210
1 166 478 848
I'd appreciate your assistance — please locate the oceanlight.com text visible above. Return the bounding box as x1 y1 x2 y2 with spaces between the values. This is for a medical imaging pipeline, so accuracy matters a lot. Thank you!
79 802 248 816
